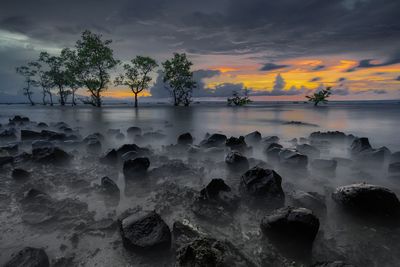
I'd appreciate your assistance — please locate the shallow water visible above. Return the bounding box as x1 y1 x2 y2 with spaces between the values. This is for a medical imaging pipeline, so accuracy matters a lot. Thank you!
0 102 400 266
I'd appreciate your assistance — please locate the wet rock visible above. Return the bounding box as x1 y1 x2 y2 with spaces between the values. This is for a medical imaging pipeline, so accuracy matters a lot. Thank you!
279 150 308 169
37 122 48 128
21 130 42 141
1 143 18 155
119 211 171 251
265 147 282 162
121 151 138 161
172 221 202 250
86 139 102 154
390 151 400 163
0 129 17 141
289 191 326 216
225 136 247 152
192 179 240 222
310 131 353 143
12 168 30 181
389 162 400 173
4 247 49 267
32 140 54 150
32 147 72 165
199 133 227 148
296 144 321 158
311 261 354 267
177 132 193 146
83 133 104 143
99 149 118 165
355 146 391 165
115 132 125 140
350 137 372 155
311 159 337 172
116 143 141 156
245 130 262 143
260 207 320 256
107 128 121 135
240 167 285 204
101 176 120 195
40 130 67 141
13 152 32 164
262 136 280 145
225 151 249 171
176 237 257 267
0 156 14 167
123 157 150 177
127 126 142 137
332 183 400 219
264 143 283 156
9 115 30 124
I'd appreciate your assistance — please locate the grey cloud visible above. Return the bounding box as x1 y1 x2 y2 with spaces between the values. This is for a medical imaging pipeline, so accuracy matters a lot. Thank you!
309 77 321 82
396 76 400 81
312 65 325 71
260 63 289 71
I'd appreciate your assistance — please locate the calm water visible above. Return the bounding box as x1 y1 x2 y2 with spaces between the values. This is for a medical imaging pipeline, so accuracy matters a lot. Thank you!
1 101 399 151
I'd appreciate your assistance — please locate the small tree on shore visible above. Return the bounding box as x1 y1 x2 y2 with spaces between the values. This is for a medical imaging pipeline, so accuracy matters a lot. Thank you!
306 87 332 106
16 64 38 105
115 56 158 108
162 53 196 106
29 61 54 105
74 30 119 107
227 89 252 106
61 48 81 106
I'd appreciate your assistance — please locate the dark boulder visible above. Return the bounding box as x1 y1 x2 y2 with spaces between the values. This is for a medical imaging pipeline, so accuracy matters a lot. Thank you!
390 151 400 163
296 144 320 158
37 122 48 128
260 206 320 256
123 157 150 177
107 128 121 135
115 132 125 140
0 156 14 167
289 191 326 216
1 143 18 155
389 162 400 173
177 132 193 146
225 136 247 152
99 149 118 165
279 150 308 169
9 115 30 124
12 168 30 181
40 130 67 141
350 137 372 156
4 247 49 267
310 131 353 143
83 133 104 143
240 167 285 204
32 140 53 150
21 130 42 141
86 139 102 154
32 147 72 165
355 146 391 165
332 183 400 219
127 126 142 137
244 131 262 143
199 133 227 148
0 129 17 141
265 147 282 162
101 176 120 196
225 151 249 171
311 159 337 172
311 261 354 267
262 136 280 144
116 143 141 156
121 151 138 161
119 211 171 251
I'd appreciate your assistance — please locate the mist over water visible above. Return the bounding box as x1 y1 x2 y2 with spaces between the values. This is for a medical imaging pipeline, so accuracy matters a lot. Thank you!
0 102 400 266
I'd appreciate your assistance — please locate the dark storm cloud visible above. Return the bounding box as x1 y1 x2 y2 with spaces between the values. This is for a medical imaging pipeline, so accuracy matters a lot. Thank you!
260 63 289 71
312 65 325 71
1 0 400 96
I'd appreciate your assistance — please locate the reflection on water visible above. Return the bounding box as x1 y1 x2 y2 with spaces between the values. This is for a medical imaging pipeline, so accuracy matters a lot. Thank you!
1 102 399 150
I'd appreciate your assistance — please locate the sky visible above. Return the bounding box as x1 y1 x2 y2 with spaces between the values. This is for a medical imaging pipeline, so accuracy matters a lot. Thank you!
1 0 400 102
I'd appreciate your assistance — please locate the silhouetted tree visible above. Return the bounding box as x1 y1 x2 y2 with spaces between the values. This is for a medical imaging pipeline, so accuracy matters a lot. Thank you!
306 87 332 106
61 48 81 106
16 64 37 105
29 61 54 105
162 53 196 106
39 52 71 105
74 30 119 107
115 56 158 108
227 89 252 106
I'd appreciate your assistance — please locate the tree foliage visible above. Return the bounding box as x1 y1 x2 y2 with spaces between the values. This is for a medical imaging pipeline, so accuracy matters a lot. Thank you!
306 87 332 106
114 56 158 107
74 30 119 107
227 89 252 106
162 53 196 106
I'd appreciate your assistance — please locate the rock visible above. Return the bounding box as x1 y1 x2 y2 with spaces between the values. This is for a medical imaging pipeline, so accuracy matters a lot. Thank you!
176 237 257 267
225 151 249 171
127 126 142 137
172 221 202 250
240 167 285 203
310 131 353 143
279 150 308 169
116 143 141 156
262 136 280 144
99 149 118 165
265 147 282 162
121 151 138 161
311 159 337 172
83 133 104 143
40 130 67 141
225 136 247 152
0 129 17 141
332 183 400 219
260 207 320 255
119 211 171 251
9 115 30 124
356 146 391 165
192 179 240 222
32 140 54 150
37 122 48 128
289 191 326 215
390 151 400 163
389 162 400 173
264 143 283 156
203 147 226 158
4 247 49 267
101 176 120 196
1 143 18 155
177 132 193 146
332 157 353 167
86 139 102 154
21 130 42 141
107 128 121 135
0 156 14 167
244 131 262 143
350 137 372 156
12 168 30 181
123 157 150 177
115 132 125 140
311 261 354 267
32 147 72 165
296 144 321 158
199 133 227 148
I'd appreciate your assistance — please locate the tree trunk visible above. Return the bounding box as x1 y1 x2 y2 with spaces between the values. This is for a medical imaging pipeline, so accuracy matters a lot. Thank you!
59 86 65 106
27 92 34 106
49 92 53 106
72 90 76 106
42 91 47 105
134 93 138 108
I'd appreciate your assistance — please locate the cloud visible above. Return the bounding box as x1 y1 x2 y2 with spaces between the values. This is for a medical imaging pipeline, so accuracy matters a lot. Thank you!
259 63 289 71
337 77 347 82
312 65 325 71
396 76 400 81
309 77 321 82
